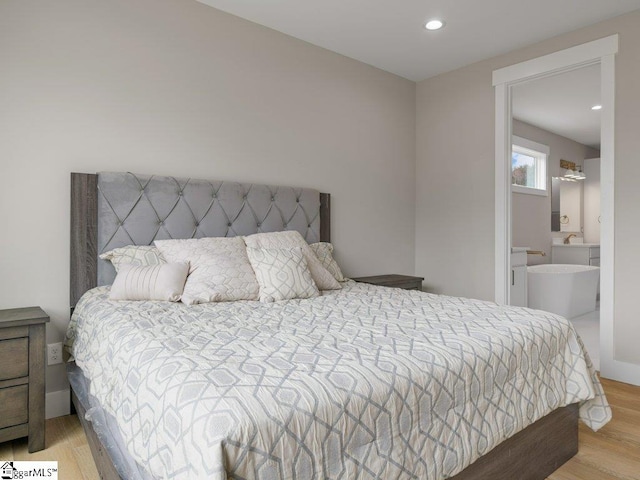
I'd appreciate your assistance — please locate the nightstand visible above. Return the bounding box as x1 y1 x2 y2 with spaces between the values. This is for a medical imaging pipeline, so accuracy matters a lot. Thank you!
352 274 424 291
0 307 49 452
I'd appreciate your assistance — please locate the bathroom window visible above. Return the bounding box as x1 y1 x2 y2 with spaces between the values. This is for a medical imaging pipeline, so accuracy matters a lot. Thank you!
512 136 549 196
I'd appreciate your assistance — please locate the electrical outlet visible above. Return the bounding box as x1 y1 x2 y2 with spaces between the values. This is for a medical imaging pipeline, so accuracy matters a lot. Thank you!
47 342 63 365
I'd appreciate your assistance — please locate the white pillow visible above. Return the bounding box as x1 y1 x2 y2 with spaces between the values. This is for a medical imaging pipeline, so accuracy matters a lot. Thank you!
309 242 346 282
244 231 341 291
246 247 319 302
100 245 166 272
154 237 259 304
109 263 188 302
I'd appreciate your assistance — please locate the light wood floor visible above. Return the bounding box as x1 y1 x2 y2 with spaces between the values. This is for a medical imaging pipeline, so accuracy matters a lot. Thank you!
548 377 640 480
0 414 99 479
0 377 638 480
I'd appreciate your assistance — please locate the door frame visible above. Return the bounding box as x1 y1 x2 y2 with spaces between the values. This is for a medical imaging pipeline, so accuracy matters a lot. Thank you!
492 35 634 383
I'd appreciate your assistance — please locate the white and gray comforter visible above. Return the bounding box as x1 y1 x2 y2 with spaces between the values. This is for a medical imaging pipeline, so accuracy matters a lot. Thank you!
65 281 611 479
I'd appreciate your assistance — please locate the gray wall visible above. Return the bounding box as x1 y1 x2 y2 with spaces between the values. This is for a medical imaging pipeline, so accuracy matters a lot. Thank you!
0 0 416 394
416 10 640 365
511 119 600 264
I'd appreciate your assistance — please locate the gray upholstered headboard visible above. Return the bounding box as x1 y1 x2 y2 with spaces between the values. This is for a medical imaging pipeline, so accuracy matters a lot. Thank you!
70 172 330 309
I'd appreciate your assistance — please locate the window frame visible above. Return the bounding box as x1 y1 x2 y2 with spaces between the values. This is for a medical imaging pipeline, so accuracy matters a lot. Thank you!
511 136 550 196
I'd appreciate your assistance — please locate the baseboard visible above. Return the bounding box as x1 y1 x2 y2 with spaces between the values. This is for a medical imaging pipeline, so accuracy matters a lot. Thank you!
601 359 640 387
46 388 71 419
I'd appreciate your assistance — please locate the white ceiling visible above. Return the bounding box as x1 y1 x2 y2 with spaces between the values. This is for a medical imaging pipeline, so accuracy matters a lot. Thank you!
195 0 640 81
512 64 601 149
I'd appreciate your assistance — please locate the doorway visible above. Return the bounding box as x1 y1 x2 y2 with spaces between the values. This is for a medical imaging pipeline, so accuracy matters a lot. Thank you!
492 35 617 378
510 64 601 366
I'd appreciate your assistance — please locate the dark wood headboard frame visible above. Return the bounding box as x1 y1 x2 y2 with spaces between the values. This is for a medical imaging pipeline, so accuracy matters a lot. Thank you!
70 172 331 311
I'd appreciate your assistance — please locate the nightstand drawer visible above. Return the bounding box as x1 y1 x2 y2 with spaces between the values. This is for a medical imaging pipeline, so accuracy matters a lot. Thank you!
352 274 424 291
0 338 29 381
0 384 29 429
390 281 422 290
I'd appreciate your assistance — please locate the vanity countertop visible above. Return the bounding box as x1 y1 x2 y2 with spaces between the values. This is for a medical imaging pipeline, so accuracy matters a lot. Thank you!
552 243 600 248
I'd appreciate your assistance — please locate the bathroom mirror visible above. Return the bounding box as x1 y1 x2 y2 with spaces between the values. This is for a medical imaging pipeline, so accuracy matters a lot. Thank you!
551 178 582 232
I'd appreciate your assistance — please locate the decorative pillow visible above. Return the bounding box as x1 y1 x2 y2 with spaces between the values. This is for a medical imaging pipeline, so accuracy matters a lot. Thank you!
100 245 166 272
109 263 189 302
243 231 341 291
154 237 259 304
246 247 319 302
309 242 346 282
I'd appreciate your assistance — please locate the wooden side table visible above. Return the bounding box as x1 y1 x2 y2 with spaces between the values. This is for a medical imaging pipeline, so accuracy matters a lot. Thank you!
352 274 424 291
0 307 49 452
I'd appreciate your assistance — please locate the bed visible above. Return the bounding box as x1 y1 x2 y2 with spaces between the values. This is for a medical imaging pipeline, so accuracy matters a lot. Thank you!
66 172 611 480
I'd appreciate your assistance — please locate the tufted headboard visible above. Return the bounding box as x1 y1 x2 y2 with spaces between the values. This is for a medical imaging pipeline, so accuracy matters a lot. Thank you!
70 172 330 309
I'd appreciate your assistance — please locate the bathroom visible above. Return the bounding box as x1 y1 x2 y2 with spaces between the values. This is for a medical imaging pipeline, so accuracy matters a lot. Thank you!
509 64 602 369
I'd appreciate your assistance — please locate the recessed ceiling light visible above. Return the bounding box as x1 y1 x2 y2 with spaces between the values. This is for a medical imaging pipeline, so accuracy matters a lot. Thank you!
591 105 602 110
425 19 445 31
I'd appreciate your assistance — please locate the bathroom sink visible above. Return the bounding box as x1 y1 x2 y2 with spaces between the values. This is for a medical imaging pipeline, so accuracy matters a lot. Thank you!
569 237 584 244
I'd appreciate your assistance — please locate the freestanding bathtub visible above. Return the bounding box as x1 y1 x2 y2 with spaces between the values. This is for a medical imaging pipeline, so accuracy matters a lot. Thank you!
527 264 600 318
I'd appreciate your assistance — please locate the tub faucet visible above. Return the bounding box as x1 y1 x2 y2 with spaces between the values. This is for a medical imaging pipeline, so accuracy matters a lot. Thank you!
563 234 577 244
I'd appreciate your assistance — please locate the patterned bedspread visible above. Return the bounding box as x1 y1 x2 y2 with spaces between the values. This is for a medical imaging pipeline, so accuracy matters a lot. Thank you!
65 281 611 479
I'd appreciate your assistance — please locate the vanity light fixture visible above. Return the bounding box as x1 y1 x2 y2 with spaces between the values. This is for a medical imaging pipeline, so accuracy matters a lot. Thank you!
559 159 584 181
425 19 445 30
591 105 602 111
563 167 585 181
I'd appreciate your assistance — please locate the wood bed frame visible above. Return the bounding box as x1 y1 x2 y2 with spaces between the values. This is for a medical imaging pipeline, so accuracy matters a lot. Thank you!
69 172 578 480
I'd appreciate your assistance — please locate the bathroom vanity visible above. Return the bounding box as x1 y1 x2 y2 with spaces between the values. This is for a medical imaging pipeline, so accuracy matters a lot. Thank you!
551 244 600 267
511 247 528 307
